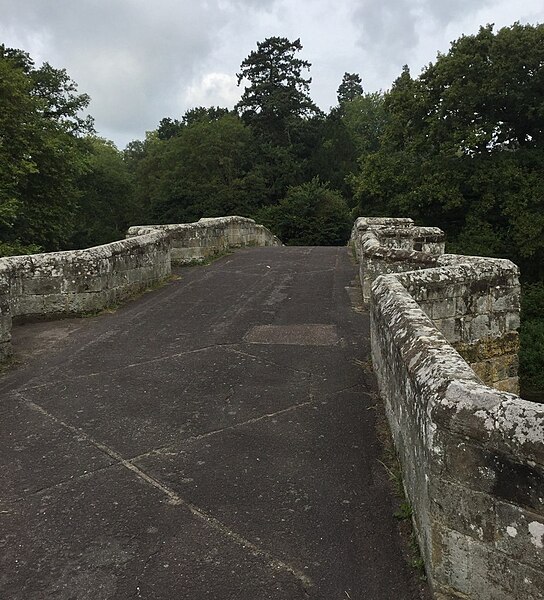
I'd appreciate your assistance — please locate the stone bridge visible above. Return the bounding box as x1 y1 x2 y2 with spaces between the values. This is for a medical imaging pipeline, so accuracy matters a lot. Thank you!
0 217 542 600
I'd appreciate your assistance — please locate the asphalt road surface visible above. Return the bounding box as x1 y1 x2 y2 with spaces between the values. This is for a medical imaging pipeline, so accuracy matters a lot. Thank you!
0 246 429 600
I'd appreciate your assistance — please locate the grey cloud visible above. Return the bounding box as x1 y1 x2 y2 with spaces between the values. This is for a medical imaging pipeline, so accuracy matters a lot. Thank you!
0 0 252 144
353 0 418 65
351 0 494 71
424 0 494 26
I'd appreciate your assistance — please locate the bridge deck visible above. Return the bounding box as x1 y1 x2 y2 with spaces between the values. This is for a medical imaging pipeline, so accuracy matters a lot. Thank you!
1 247 427 599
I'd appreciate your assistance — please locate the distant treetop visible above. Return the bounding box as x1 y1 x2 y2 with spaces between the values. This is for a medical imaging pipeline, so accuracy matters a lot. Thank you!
235 36 321 144
337 72 363 104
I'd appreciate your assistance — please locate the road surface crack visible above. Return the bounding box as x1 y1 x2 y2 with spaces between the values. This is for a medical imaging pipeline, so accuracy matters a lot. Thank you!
18 392 314 591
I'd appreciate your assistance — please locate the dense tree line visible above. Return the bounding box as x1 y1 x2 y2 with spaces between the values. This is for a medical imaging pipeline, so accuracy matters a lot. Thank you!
0 25 543 395
351 24 544 281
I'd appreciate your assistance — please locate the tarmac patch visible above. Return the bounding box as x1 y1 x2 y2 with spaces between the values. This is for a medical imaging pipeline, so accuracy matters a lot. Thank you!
244 324 339 346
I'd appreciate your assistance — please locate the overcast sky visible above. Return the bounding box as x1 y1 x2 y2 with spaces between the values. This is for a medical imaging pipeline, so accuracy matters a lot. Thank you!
1 0 543 148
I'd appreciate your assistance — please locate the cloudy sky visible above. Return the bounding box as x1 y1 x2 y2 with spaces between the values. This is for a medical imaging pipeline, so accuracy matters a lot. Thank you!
1 0 542 148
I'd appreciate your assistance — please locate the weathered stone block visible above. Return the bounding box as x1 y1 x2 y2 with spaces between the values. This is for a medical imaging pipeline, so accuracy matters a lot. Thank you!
495 377 520 394
16 294 46 317
442 440 544 513
433 317 457 342
471 354 519 387
506 311 521 331
474 293 491 314
495 501 544 571
433 527 544 600
492 288 521 312
62 274 111 294
454 332 519 362
429 297 456 320
22 277 63 295
430 478 497 543
469 314 491 340
41 293 69 314
440 435 498 494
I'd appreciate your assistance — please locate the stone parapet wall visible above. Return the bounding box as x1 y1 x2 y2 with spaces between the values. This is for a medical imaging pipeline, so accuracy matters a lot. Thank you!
0 216 280 361
351 217 445 302
354 217 543 599
127 216 282 265
404 255 521 393
5 232 170 319
0 232 171 360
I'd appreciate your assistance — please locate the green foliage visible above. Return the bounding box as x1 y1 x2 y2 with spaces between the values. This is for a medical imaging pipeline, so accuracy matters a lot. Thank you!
307 111 358 202
181 106 230 127
255 178 351 246
0 241 42 258
157 107 231 140
236 37 321 145
342 92 388 156
157 117 183 140
394 502 413 520
0 50 36 232
251 141 304 203
307 90 388 207
131 114 265 224
0 45 93 252
519 283 544 400
70 138 137 248
337 72 363 104
351 23 544 278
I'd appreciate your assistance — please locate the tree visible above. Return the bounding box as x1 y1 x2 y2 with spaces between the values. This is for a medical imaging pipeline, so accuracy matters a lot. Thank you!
236 37 321 144
134 113 266 224
351 24 544 277
157 117 183 140
342 92 387 156
0 45 94 254
255 178 352 246
157 107 231 140
0 48 38 253
71 138 137 248
181 106 230 127
337 72 363 104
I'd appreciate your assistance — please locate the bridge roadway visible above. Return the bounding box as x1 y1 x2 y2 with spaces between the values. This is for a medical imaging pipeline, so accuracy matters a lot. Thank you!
0 246 428 600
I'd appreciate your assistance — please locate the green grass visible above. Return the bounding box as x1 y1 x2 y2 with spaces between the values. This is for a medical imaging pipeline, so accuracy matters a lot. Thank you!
394 502 413 521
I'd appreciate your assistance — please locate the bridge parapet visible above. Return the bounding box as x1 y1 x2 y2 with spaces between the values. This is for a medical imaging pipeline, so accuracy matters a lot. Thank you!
127 216 281 265
351 217 445 302
354 217 543 599
0 232 170 359
0 216 280 360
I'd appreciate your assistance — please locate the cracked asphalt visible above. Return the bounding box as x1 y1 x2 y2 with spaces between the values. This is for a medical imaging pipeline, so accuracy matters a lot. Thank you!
0 246 428 600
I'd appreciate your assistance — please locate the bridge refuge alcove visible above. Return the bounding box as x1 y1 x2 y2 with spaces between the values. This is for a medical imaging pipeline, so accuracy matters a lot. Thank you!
352 217 543 600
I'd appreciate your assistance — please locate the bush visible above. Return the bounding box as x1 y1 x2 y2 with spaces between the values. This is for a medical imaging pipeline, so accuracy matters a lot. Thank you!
255 178 352 246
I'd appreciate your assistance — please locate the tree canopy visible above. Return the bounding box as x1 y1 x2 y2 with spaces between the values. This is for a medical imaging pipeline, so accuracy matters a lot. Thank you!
255 178 351 246
352 23 544 278
337 72 363 104
236 37 321 144
0 45 94 253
